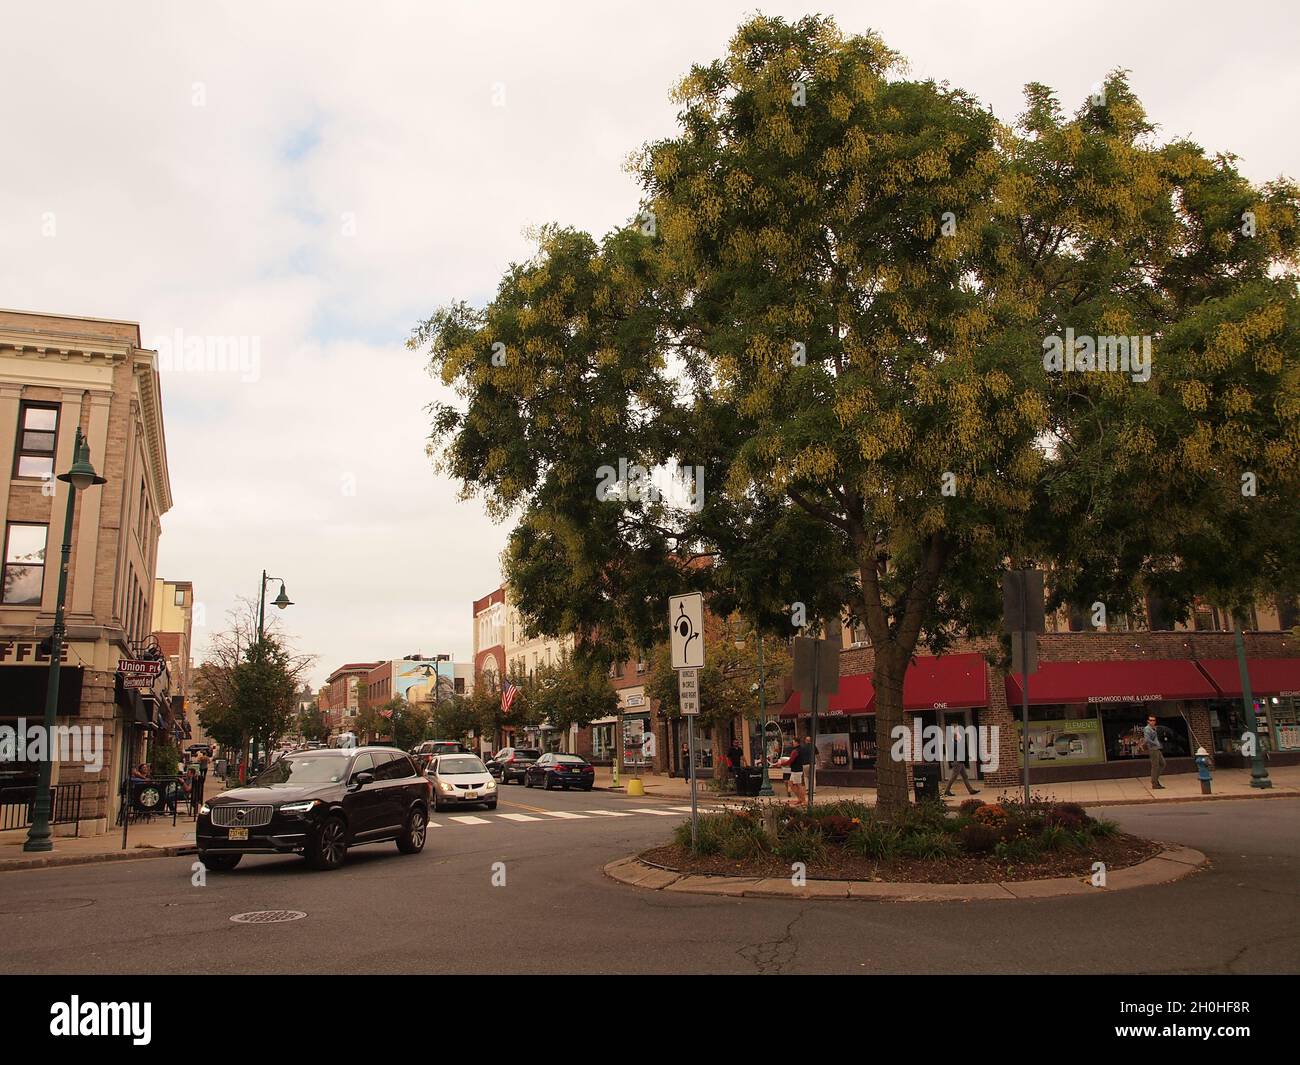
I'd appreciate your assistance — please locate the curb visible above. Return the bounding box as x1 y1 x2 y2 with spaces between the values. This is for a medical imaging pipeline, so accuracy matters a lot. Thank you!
603 846 1208 902
0 843 197 873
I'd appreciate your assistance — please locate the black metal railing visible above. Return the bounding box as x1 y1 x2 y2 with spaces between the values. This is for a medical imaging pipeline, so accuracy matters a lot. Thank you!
0 782 83 836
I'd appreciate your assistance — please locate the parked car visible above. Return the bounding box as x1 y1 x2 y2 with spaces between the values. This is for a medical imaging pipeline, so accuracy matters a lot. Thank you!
428 754 498 811
411 740 469 770
196 747 431 872
524 753 596 791
487 747 541 784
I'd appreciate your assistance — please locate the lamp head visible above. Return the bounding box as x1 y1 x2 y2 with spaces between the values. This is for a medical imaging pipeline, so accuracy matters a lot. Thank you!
272 583 293 610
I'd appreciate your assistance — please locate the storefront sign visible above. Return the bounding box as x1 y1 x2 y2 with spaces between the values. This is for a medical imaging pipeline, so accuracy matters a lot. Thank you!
1015 716 1105 765
1087 693 1162 703
0 640 69 665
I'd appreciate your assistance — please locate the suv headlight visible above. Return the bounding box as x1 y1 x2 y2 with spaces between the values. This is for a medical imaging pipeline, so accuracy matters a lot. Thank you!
438 780 456 793
199 803 211 816
485 779 497 790
279 800 320 814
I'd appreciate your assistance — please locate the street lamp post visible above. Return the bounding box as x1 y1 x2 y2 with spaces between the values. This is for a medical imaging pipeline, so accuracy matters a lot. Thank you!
248 570 292 775
24 428 106 852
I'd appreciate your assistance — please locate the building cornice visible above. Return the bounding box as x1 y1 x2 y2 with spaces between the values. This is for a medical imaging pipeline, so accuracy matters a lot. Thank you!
133 351 173 515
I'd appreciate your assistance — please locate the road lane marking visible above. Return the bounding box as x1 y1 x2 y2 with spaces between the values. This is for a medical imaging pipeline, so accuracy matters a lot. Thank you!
449 815 491 825
539 811 590 819
583 810 633 816
497 813 542 822
500 799 554 815
627 808 680 816
666 806 697 812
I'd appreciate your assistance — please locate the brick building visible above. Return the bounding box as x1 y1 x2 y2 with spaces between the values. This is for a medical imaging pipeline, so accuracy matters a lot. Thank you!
320 662 379 736
0 309 172 835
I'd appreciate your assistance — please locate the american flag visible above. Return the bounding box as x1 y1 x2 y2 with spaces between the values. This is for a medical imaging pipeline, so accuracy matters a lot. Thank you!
379 706 393 719
501 680 520 715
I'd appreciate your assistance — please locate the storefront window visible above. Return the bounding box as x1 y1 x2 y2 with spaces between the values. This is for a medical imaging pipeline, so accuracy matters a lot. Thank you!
850 716 876 768
1100 704 1191 759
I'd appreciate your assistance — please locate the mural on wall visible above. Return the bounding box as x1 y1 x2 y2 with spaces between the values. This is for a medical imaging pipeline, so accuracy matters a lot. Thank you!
394 660 457 705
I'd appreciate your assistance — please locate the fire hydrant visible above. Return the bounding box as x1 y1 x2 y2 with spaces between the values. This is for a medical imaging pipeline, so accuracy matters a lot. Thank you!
1195 747 1213 795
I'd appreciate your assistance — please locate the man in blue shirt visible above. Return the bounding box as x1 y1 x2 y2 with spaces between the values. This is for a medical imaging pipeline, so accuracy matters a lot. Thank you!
1142 715 1166 790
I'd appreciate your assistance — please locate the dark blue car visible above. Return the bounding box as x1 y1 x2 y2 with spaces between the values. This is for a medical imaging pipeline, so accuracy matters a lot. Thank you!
524 753 596 791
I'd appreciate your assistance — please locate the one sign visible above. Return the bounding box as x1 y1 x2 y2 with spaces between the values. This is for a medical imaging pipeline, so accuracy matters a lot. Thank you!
678 667 700 716
1011 631 1038 676
792 636 840 699
122 674 156 689
668 593 705 670
1001 570 1046 634
119 659 164 677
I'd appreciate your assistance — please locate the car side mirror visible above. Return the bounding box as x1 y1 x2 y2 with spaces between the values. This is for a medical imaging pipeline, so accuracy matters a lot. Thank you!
350 771 375 789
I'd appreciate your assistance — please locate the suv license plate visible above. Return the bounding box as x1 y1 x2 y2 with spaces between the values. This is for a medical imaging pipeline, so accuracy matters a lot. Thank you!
464 791 478 799
228 828 249 840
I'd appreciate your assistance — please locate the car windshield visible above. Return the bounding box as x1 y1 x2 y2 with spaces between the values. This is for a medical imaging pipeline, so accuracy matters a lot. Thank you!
437 757 487 775
252 753 347 786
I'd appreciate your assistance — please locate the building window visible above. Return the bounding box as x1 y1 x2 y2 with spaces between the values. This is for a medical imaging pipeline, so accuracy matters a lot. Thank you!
14 403 59 479
2 523 48 604
454 677 465 694
174 587 185 606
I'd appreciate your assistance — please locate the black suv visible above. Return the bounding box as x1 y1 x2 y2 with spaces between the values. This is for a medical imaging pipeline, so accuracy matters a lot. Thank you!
486 747 541 784
197 747 431 872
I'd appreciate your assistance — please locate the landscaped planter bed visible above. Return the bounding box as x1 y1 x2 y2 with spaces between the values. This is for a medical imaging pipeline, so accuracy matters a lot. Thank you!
645 795 1163 884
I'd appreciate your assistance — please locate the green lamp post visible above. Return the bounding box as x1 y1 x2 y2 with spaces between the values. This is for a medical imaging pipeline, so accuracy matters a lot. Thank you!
24 428 106 852
734 620 774 797
247 570 292 775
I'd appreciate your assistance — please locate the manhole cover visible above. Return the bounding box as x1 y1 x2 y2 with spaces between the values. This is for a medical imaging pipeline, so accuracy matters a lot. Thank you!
229 909 307 924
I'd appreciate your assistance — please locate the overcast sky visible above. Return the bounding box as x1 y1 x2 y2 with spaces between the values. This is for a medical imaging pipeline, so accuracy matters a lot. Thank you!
2 1 1296 688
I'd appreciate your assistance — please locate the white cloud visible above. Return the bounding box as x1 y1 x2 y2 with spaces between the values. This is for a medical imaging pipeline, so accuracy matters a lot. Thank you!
2 0 1295 684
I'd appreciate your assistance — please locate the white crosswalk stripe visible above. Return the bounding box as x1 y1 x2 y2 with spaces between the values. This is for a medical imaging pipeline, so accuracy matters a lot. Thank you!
423 804 691 830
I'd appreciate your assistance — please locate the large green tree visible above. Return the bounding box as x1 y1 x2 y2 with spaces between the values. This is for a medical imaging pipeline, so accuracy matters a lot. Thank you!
417 15 1300 810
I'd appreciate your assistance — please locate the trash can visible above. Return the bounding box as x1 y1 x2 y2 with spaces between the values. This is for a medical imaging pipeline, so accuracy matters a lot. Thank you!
734 766 761 797
912 763 941 803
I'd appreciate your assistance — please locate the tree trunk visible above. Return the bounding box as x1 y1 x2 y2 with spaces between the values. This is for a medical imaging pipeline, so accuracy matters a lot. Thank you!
873 647 908 813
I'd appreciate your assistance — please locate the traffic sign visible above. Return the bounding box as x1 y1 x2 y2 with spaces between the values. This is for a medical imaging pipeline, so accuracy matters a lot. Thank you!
668 593 704 669
122 674 156 689
678 668 700 716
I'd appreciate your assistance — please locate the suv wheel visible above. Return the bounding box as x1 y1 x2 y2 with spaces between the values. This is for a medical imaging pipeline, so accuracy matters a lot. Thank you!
199 852 241 872
306 816 347 870
397 805 428 854
523 772 533 788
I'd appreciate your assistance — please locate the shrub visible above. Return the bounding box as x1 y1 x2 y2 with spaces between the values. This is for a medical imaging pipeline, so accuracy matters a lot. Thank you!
673 813 727 856
1038 825 1072 852
958 823 999 855
974 803 1008 826
816 815 858 842
846 822 901 860
1088 816 1119 838
776 824 828 864
899 829 960 861
994 837 1043 863
958 798 986 816
1044 802 1089 831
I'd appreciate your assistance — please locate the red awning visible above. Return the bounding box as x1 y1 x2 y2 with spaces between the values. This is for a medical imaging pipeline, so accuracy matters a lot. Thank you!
1196 658 1300 699
779 653 987 716
1004 659 1219 707
779 674 873 718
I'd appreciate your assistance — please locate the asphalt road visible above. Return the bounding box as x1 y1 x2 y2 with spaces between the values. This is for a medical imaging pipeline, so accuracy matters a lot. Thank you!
1 788 1296 974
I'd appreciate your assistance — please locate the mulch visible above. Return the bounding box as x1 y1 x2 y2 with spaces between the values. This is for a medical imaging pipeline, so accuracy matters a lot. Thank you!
641 832 1163 883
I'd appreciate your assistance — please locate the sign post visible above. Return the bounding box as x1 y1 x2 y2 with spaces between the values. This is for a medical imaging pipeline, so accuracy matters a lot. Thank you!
1002 570 1045 807
792 635 840 809
669 594 705 847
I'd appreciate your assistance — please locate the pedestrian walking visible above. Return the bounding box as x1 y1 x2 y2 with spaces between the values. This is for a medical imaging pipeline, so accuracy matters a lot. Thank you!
787 734 813 805
942 754 980 796
1143 714 1166 789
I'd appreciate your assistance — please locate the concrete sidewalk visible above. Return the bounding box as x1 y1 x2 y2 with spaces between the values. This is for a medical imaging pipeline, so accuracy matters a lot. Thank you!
0 777 227 871
596 763 1300 807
